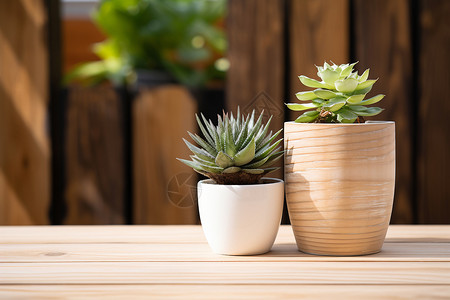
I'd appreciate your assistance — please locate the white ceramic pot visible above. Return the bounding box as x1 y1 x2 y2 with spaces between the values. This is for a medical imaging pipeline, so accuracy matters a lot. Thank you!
284 121 395 256
198 178 284 255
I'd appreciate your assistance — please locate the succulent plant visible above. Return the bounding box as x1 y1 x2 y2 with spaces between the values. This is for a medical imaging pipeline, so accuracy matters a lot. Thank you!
286 62 385 123
178 109 284 185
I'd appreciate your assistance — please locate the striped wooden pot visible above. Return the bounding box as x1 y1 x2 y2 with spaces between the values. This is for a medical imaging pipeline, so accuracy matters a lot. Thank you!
284 121 395 256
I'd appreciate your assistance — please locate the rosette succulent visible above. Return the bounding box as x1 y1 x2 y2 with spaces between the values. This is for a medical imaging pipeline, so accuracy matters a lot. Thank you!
178 109 283 185
286 62 385 123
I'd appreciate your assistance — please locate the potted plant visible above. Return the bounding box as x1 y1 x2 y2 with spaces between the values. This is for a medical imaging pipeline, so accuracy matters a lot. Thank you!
178 108 284 255
65 0 227 89
284 62 395 256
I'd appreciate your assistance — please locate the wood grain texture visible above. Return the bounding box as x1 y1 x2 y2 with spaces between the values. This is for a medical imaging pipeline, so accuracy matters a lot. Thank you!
1 261 449 285
1 285 449 300
0 284 450 300
0 225 449 299
64 85 125 224
226 0 285 179
1 242 449 263
284 122 396 255
289 0 349 120
133 86 197 224
417 0 450 224
1 225 449 244
0 0 50 225
353 0 413 224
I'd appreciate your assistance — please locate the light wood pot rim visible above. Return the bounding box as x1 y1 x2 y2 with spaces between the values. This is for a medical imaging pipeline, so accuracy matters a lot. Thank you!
284 121 395 126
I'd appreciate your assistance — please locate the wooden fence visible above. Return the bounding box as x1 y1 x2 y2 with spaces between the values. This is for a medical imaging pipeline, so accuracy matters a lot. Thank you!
0 0 449 225
0 0 50 224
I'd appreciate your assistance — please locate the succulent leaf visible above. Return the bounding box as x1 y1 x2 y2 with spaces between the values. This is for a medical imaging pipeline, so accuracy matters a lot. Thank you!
183 139 215 162
335 78 358 93
312 99 325 106
355 79 378 91
349 106 383 116
177 158 205 172
179 109 284 184
241 111 263 149
322 97 347 112
191 155 217 167
346 94 366 105
352 85 373 95
285 103 317 111
196 114 215 147
258 128 282 149
235 111 251 149
225 121 236 156
295 110 320 123
260 151 284 168
254 139 282 161
234 137 256 166
299 75 334 89
336 108 358 123
318 68 340 85
215 151 234 168
261 167 279 174
178 158 223 173
287 62 385 123
314 89 338 99
188 131 217 156
243 168 264 174
255 116 272 146
243 155 271 169
296 91 317 101
359 68 370 82
356 94 385 106
340 62 357 77
223 166 241 173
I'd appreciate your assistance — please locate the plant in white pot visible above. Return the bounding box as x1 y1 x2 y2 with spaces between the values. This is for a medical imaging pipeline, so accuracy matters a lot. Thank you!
284 62 395 256
178 109 284 255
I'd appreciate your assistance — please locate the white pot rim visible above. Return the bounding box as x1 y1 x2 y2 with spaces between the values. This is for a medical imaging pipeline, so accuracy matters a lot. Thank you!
199 177 283 187
284 121 395 126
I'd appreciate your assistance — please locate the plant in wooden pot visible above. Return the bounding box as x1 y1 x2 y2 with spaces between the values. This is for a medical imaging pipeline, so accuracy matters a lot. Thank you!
178 109 284 255
284 62 395 256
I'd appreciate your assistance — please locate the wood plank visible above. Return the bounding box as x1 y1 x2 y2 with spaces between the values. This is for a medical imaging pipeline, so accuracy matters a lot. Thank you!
353 0 414 224
0 0 50 225
226 0 285 179
0 242 449 263
1 261 449 285
417 0 450 224
133 86 198 224
0 225 449 244
289 0 349 120
1 285 449 300
64 85 126 224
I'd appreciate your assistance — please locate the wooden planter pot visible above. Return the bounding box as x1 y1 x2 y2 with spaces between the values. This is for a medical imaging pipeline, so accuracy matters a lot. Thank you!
284 121 395 256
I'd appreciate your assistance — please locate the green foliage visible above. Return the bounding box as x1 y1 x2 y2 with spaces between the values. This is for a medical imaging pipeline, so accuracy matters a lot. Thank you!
178 108 284 185
286 62 385 123
65 0 227 87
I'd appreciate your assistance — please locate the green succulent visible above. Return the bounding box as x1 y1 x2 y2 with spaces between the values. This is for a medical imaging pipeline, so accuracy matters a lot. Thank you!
178 109 284 185
286 62 385 123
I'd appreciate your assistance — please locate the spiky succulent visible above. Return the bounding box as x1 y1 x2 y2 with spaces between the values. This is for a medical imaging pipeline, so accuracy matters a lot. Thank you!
286 62 385 123
178 109 283 185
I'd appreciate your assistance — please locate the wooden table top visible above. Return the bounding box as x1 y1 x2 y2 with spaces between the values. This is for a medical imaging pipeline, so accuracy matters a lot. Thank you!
0 225 449 299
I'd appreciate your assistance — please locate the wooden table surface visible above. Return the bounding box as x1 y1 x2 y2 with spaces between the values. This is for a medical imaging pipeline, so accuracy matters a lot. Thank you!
0 225 449 299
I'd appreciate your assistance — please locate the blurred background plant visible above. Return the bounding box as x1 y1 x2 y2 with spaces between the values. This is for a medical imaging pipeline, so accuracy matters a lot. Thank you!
65 0 228 87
